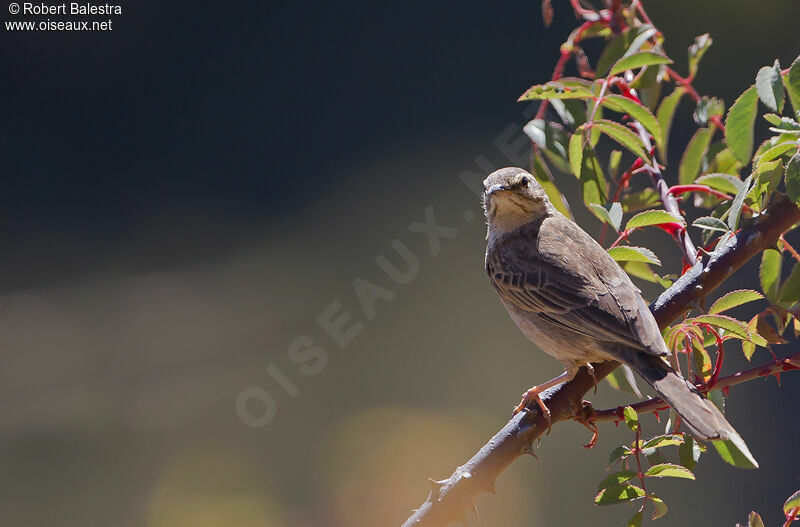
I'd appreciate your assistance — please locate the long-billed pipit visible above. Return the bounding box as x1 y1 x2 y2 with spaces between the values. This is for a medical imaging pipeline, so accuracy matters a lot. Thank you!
483 166 755 461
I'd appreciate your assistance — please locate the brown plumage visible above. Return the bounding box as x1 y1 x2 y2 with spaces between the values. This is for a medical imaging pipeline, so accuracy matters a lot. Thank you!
483 167 755 462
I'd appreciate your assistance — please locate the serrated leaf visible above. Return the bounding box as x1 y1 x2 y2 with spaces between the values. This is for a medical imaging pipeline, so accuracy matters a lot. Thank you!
608 149 623 181
695 173 745 195
685 314 752 340
644 463 695 479
784 55 800 114
623 405 638 431
642 434 684 450
784 490 800 519
679 127 714 184
709 290 764 314
712 437 759 469
628 511 643 527
748 511 765 527
531 152 573 219
590 119 649 160
785 152 800 206
779 262 800 306
589 202 622 231
656 87 685 162
650 496 668 520
519 80 595 101
728 175 753 230
688 33 713 78
580 143 607 206
595 25 655 76
756 142 799 171
594 483 646 505
626 209 685 230
679 435 703 470
756 61 785 113
622 260 672 288
725 85 759 164
761 248 783 303
742 316 758 360
609 51 673 77
601 95 663 146
606 364 642 397
597 470 637 490
607 246 661 266
692 216 730 233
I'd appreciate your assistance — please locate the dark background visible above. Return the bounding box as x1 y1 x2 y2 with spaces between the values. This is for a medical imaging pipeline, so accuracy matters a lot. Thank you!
1 1 799 526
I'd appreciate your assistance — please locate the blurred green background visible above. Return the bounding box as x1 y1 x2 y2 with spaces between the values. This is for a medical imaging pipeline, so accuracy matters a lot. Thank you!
1 1 799 525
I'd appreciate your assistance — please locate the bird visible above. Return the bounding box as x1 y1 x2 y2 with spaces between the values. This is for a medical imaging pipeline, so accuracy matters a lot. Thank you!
483 166 755 462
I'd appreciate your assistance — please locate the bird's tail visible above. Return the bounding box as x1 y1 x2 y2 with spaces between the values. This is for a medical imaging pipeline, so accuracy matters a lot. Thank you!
616 347 758 468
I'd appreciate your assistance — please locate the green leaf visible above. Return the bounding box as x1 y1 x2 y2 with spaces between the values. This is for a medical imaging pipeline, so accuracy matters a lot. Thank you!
712 437 759 469
695 173 745 195
692 216 730 233
756 142 798 171
685 314 754 341
778 262 800 305
590 119 649 160
620 188 661 213
531 152 573 219
748 511 765 527
609 51 673 77
597 470 637 490
568 131 583 178
725 86 759 164
594 483 646 505
656 88 685 162
588 202 622 231
727 175 753 230
607 246 661 266
756 60 785 113
628 511 643 527
601 95 663 146
644 463 695 480
519 80 594 101
650 496 668 520
679 435 703 470
679 127 714 184
642 434 684 450
626 210 685 230
608 149 623 181
688 33 713 78
595 25 655 76
623 405 638 431
579 143 608 206
784 490 800 519
606 365 642 397
785 152 800 206
784 55 800 115
742 316 759 360
622 260 673 288
760 249 783 303
709 290 764 314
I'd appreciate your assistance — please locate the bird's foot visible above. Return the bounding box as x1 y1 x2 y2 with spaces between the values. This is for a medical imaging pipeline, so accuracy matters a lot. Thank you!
513 387 552 433
571 399 599 448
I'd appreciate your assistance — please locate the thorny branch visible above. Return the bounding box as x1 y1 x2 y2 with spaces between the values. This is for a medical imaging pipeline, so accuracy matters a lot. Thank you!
402 196 800 527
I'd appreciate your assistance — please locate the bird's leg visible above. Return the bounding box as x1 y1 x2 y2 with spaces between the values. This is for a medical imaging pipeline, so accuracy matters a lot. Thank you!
513 370 575 419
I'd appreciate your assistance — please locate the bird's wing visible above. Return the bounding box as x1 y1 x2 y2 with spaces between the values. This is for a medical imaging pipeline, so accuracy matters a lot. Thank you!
487 216 667 356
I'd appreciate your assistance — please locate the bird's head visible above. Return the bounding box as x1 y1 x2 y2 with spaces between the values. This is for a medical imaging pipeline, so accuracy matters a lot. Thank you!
483 167 552 235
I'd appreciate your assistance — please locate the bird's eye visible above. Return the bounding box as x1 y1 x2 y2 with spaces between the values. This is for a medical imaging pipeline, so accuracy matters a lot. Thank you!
520 176 530 187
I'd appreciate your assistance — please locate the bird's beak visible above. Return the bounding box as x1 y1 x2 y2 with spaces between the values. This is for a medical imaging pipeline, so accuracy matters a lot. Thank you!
487 183 510 196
